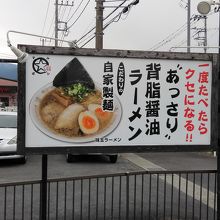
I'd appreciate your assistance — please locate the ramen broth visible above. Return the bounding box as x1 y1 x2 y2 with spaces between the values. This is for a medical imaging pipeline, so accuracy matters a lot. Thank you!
39 88 113 137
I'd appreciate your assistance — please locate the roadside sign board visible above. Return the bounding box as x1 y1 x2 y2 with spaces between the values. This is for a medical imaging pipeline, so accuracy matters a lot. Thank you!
17 46 218 154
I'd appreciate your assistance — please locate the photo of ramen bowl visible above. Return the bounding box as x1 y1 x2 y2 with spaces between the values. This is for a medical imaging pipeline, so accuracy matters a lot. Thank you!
29 58 122 143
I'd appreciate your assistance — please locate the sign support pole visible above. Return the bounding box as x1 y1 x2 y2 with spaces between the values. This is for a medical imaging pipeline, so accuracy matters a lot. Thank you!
95 0 104 50
40 154 48 220
187 0 191 53
217 8 220 220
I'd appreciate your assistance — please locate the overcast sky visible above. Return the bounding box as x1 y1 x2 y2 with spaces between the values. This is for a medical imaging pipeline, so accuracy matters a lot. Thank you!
0 0 219 59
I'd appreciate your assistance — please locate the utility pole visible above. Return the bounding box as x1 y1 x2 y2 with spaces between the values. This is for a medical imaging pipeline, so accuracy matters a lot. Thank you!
54 0 73 47
187 0 191 53
204 15 207 53
193 15 207 53
55 0 59 46
96 0 104 50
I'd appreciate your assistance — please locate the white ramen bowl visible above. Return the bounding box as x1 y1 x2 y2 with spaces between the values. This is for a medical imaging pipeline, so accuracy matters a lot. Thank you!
29 82 122 143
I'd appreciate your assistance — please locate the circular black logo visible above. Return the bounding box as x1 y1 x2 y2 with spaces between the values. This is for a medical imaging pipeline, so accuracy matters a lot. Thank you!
32 57 49 74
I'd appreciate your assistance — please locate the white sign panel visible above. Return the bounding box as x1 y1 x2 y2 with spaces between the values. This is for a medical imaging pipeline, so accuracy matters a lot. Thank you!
25 55 212 148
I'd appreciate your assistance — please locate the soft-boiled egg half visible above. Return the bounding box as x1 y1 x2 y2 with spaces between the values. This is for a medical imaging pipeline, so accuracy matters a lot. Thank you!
88 104 113 128
78 111 99 134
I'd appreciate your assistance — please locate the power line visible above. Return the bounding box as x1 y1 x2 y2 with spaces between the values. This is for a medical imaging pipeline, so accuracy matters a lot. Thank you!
59 3 74 47
45 15 55 37
60 4 67 21
79 34 95 47
148 16 200 51
59 0 89 45
79 0 138 48
58 4 68 40
76 0 130 45
59 0 137 48
80 18 96 39
54 1 74 46
66 0 91 30
148 23 188 51
59 1 76 43
149 11 215 52
48 3 62 47
42 0 51 35
77 30 95 46
179 0 188 10
173 31 199 49
76 26 95 44
79 11 124 47
45 4 63 43
105 0 129 2
77 8 123 46
0 53 15 59
66 0 85 23
104 0 127 21
65 1 75 21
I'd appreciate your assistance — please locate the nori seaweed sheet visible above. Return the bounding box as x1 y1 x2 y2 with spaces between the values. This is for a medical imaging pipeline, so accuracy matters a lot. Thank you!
53 58 95 89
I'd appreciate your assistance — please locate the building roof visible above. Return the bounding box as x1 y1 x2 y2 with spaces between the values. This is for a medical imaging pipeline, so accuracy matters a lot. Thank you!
0 78 17 86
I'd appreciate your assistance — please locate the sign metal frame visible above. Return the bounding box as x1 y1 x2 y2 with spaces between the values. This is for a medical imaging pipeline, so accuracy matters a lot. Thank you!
17 45 219 154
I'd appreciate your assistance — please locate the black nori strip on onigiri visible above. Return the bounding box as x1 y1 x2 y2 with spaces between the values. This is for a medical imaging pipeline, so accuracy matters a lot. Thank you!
53 58 95 89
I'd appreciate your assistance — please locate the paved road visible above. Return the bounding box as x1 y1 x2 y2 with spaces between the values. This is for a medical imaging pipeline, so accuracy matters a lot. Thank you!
0 152 217 220
0 154 143 183
136 152 217 171
0 152 216 183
